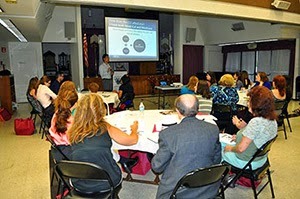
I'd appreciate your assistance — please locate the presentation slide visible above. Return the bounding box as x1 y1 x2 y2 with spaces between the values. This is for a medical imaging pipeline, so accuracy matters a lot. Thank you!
105 17 159 62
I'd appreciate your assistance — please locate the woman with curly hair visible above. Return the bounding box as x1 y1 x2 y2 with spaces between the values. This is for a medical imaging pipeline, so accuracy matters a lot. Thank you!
211 74 239 112
223 86 277 169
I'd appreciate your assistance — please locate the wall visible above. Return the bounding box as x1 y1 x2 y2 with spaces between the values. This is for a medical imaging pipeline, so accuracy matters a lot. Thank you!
8 42 43 102
0 42 10 71
43 6 77 43
42 43 71 64
204 45 223 72
173 14 205 82
72 6 84 89
198 17 282 45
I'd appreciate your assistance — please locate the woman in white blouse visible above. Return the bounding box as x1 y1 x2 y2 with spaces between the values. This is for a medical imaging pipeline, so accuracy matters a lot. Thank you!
37 75 57 118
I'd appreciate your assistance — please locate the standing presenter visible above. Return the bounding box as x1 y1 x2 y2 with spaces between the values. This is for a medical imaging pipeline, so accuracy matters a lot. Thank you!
99 53 114 91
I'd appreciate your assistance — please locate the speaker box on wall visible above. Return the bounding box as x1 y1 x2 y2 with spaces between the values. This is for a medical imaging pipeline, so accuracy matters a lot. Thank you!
186 28 196 43
64 22 75 39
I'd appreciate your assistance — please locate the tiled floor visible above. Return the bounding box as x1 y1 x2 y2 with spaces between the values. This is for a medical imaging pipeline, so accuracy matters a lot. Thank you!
0 95 299 198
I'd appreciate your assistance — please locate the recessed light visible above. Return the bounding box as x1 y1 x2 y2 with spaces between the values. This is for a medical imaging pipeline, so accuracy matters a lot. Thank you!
0 7 4 13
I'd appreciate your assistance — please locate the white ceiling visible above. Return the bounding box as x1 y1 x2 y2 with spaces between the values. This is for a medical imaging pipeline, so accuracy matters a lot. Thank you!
0 0 53 42
0 0 299 43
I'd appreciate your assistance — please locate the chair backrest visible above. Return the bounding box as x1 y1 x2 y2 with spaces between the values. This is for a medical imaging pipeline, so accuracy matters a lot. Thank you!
55 160 115 193
253 135 278 158
45 131 70 160
211 104 232 116
170 164 230 198
274 100 286 115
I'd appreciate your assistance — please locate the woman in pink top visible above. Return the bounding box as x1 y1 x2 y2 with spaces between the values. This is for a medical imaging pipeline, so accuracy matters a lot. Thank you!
49 88 78 159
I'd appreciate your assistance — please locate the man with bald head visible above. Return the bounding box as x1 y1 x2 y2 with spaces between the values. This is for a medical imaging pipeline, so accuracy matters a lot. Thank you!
152 94 221 199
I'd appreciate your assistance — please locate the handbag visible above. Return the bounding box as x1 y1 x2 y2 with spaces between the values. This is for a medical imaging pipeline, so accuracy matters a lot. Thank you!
14 118 35 135
0 107 12 121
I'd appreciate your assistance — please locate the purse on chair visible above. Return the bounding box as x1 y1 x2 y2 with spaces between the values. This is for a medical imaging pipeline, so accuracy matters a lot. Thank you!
14 118 35 135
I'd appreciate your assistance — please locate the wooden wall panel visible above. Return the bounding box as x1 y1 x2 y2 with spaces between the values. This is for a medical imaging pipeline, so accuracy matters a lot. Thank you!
130 74 180 95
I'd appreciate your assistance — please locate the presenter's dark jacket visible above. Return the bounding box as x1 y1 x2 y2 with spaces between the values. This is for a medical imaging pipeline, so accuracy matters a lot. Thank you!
151 116 221 199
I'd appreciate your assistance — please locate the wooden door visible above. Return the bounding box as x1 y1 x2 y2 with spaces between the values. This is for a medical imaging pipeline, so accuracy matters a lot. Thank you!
182 45 204 84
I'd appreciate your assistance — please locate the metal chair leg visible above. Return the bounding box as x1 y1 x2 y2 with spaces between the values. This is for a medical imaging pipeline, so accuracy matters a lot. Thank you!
286 117 292 132
283 121 287 140
267 169 275 198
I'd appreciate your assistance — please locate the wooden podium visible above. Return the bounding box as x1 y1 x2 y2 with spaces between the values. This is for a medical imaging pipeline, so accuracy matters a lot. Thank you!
83 77 104 91
0 75 16 114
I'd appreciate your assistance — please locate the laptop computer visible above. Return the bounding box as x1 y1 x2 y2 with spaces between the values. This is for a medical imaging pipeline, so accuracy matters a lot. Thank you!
160 81 168 86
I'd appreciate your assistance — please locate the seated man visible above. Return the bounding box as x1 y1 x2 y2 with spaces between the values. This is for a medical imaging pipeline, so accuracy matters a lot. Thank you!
151 94 221 199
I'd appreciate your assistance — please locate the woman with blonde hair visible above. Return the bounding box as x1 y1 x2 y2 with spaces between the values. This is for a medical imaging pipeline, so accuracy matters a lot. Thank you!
180 75 198 95
211 74 239 112
68 93 138 194
58 80 76 94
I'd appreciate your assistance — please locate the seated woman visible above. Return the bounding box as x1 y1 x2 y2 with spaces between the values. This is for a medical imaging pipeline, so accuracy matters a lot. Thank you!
240 70 252 90
206 71 217 87
59 81 76 93
88 82 100 93
49 89 78 160
27 77 42 113
253 72 271 89
180 75 198 95
223 86 277 170
114 75 135 111
271 75 286 102
195 80 213 114
36 75 57 118
211 74 239 113
233 72 243 90
67 93 138 194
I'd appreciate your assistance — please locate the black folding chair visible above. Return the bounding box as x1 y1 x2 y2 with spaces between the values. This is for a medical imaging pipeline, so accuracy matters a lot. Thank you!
211 104 234 133
223 136 277 199
170 164 231 199
45 131 70 195
275 100 290 139
55 160 121 199
27 95 43 130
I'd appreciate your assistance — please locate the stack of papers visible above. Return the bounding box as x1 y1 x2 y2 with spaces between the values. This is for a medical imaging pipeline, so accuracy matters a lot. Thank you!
219 133 236 145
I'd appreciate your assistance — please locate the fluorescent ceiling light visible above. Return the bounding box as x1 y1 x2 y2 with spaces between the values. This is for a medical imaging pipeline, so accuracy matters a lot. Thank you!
218 39 278 47
0 19 27 42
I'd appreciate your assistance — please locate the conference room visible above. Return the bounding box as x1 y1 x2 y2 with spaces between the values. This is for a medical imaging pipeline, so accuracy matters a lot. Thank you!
0 0 300 198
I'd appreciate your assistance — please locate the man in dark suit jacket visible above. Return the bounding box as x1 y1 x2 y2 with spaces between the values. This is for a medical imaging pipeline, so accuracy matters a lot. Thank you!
151 94 221 199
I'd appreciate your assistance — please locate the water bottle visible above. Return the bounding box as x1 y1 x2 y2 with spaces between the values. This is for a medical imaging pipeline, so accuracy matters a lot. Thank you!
138 99 145 132
139 99 145 116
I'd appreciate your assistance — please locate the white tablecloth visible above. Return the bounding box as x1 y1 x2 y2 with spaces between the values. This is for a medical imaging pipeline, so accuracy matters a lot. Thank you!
78 91 120 115
105 110 217 154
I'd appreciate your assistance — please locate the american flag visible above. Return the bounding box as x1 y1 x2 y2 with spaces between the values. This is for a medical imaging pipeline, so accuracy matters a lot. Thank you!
83 33 89 68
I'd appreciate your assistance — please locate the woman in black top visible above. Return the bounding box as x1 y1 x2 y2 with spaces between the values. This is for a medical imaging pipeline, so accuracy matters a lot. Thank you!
68 93 138 193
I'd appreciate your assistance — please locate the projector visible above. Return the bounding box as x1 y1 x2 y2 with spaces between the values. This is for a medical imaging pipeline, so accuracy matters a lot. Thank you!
271 0 291 10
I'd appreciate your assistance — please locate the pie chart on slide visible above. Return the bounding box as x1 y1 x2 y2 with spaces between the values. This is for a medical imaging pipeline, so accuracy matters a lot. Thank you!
133 39 146 52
